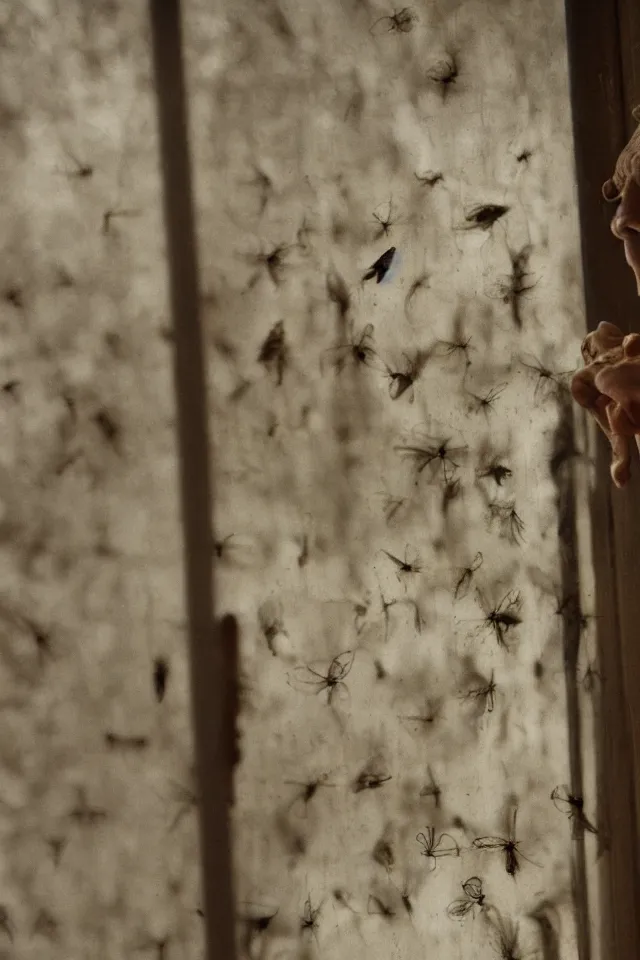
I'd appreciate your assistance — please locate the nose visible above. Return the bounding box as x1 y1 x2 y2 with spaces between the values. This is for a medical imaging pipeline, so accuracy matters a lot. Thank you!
611 192 640 239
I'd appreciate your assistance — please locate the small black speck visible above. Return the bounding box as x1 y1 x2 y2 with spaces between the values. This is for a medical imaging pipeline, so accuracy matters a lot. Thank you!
153 657 169 703
533 660 544 679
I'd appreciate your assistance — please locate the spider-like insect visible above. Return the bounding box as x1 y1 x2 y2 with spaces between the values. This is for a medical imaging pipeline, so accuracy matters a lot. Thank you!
476 460 513 487
371 199 400 239
434 317 473 368
300 895 323 941
380 545 422 583
551 785 598 835
419 765 442 808
362 247 396 284
486 500 526 545
258 320 289 386
398 697 441 731
166 779 199 832
426 54 459 93
460 669 497 715
395 434 467 484
288 650 355 706
285 773 336 816
473 589 523 649
416 827 460 871
369 6 417 35
446 876 486 920
466 384 507 420
244 242 295 288
378 583 422 642
353 760 393 793
414 170 443 187
367 895 396 919
519 354 572 400
459 203 509 232
321 322 381 374
472 807 538 877
488 910 526 960
454 552 484 600
382 349 430 401
326 269 351 322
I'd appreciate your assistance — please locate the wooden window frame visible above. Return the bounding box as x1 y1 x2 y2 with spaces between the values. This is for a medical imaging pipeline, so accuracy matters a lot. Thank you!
565 0 640 954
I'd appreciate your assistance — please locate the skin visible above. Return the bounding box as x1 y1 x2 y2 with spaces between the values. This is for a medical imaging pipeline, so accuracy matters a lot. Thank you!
570 169 640 487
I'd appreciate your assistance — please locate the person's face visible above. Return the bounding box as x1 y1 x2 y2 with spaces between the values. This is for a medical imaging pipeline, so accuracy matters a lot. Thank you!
610 174 640 294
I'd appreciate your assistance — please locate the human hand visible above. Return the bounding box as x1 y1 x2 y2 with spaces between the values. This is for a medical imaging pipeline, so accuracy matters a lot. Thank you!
570 321 640 487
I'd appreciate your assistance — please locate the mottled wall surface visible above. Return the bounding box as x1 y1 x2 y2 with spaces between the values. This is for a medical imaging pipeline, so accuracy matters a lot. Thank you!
0 1 603 959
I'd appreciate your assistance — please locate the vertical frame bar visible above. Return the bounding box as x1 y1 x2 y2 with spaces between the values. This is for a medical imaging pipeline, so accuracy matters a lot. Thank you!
148 3 237 959
564 0 640 955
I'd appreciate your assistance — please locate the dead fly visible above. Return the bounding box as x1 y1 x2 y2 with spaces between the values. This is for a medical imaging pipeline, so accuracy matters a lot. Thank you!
399 698 441 731
321 322 381 374
434 324 473 368
517 149 533 163
326 269 351 322
476 460 513 488
426 54 459 93
519 354 571 400
446 876 486 920
581 660 602 694
238 903 279 958
258 320 289 386
461 669 497 715
102 208 141 234
419 766 442 808
362 247 396 284
371 200 400 239
244 242 294 288
441 477 462 515
367 895 396 919
486 499 525 546
416 827 460 871
551 785 598 835
484 248 538 330
288 650 355 706
472 807 538 877
488 911 525 960
382 349 430 401
369 7 417 35
300 895 323 941
378 584 423 640
67 787 107 826
153 657 169 703
404 272 431 322
380 544 422 583
395 435 467 484
57 148 93 179
166 779 199 832
474 590 523 649
466 384 507 420
454 552 484 601
554 593 599 634
285 773 336 815
372 837 395 872
257 597 287 657
104 732 149 751
414 170 443 187
458 203 509 232
353 759 392 793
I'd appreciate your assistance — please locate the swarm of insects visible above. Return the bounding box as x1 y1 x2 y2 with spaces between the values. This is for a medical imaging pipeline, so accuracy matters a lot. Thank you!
551 785 598 835
472 807 538 877
446 876 486 920
416 827 459 871
287 650 355 706
369 7 417 35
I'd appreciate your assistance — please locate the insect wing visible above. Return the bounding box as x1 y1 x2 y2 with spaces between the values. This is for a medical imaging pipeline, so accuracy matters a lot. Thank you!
472 836 507 850
433 832 460 858
447 898 475 920
462 877 483 901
